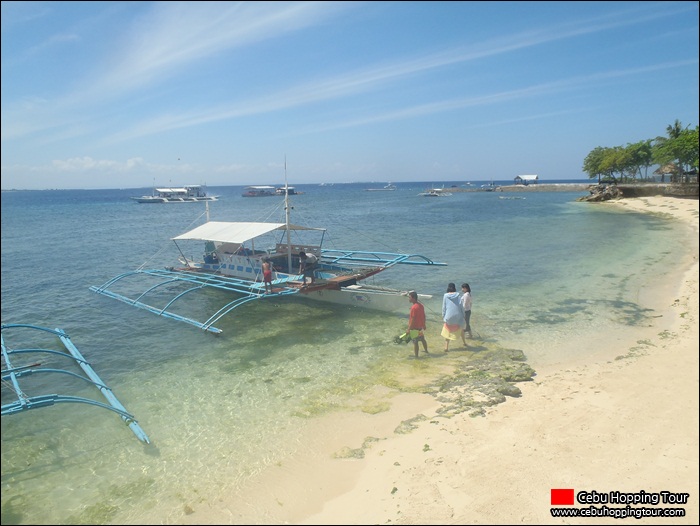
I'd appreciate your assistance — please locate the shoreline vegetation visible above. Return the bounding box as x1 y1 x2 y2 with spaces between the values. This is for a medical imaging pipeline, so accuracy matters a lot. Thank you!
176 194 698 525
455 182 699 197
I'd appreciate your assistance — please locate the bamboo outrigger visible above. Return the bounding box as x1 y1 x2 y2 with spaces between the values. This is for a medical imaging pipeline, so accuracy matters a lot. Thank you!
1 324 150 444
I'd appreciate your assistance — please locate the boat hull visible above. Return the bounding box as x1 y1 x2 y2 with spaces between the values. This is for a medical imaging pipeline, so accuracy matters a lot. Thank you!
130 196 218 203
131 184 218 203
194 253 427 314
300 284 429 313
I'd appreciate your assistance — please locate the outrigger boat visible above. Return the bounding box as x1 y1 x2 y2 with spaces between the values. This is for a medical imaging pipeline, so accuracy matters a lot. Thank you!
242 185 276 197
365 182 397 191
131 184 219 203
1 324 149 444
418 185 452 197
90 185 446 334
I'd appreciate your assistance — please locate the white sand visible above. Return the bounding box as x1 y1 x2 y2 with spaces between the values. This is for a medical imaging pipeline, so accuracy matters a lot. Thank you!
182 196 699 525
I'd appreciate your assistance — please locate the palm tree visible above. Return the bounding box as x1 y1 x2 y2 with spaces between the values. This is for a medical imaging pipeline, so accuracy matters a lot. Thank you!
666 119 686 139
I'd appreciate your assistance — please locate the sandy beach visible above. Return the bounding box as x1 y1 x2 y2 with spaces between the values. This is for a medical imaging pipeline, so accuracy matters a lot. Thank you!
183 195 698 525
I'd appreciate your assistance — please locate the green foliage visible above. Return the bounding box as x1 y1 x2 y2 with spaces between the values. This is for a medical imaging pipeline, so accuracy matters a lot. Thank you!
583 120 699 183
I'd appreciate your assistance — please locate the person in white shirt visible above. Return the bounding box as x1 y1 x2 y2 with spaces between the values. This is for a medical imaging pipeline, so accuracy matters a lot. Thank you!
460 283 473 339
298 251 318 287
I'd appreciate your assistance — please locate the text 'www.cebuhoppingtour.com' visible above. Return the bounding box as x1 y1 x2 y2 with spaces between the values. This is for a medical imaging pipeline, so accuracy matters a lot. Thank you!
549 489 689 519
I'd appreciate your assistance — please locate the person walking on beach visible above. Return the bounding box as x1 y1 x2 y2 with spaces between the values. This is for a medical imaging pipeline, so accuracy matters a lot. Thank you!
442 282 466 351
262 258 273 294
407 291 428 357
460 283 473 339
298 251 318 287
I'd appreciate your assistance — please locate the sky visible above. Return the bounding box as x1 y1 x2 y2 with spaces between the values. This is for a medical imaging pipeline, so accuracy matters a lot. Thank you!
1 1 698 190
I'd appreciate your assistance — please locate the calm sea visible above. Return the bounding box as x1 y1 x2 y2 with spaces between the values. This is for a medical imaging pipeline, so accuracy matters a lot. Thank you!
0 180 685 524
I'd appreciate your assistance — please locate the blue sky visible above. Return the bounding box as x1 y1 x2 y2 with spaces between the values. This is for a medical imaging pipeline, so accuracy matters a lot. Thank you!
1 1 698 190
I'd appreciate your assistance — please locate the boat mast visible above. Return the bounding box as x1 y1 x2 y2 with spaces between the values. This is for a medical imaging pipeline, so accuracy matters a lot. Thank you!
284 156 293 273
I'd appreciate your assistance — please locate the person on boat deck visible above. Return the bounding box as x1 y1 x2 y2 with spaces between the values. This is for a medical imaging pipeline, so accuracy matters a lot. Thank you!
262 258 273 294
298 251 318 287
407 290 428 357
442 282 466 351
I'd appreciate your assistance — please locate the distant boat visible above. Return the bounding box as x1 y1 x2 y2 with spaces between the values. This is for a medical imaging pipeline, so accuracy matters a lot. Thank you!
131 185 218 203
479 179 499 192
275 186 304 195
365 183 397 191
242 185 276 197
418 185 452 197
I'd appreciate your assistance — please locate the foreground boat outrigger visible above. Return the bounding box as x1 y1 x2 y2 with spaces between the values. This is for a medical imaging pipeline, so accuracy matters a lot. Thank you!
1 324 150 444
91 184 446 334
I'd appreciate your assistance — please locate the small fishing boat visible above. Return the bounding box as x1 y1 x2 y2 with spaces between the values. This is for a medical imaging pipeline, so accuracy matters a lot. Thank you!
275 186 303 195
478 179 499 192
242 185 276 197
418 186 452 197
131 185 218 203
91 183 446 334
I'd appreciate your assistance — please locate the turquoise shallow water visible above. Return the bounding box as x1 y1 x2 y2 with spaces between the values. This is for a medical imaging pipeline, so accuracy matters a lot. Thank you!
1 182 686 524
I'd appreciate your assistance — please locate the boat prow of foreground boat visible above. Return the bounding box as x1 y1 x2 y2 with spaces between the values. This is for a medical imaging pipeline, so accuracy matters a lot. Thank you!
131 185 218 203
91 189 446 334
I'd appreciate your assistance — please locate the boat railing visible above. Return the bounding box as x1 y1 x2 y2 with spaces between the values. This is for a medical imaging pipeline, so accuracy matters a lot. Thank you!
275 243 321 257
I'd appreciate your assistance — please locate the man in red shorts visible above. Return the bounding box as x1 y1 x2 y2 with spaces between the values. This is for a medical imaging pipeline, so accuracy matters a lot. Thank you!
407 290 429 357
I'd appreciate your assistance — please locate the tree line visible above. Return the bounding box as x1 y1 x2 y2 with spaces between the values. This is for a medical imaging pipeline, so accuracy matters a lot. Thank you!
583 120 699 184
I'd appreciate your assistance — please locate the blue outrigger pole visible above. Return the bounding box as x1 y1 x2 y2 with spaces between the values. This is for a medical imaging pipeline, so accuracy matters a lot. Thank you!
1 324 150 444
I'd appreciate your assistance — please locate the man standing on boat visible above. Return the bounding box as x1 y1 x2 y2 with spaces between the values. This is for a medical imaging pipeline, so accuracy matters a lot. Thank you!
407 291 429 357
298 251 318 288
262 258 273 294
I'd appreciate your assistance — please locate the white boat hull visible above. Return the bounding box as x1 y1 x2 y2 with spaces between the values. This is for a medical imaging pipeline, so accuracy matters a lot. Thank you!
193 253 428 314
131 196 218 203
300 285 430 313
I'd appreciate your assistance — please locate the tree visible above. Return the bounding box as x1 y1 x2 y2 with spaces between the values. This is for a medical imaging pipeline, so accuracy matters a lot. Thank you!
584 120 698 185
625 140 654 180
666 119 685 139
583 146 623 183
583 147 609 182
653 122 699 182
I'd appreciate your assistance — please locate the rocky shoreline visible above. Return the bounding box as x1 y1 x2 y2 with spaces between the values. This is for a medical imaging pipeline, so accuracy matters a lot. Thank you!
577 183 699 201
451 183 590 193
450 182 699 199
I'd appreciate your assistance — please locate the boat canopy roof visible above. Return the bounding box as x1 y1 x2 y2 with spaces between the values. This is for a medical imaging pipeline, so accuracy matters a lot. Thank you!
172 221 323 244
155 187 188 193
